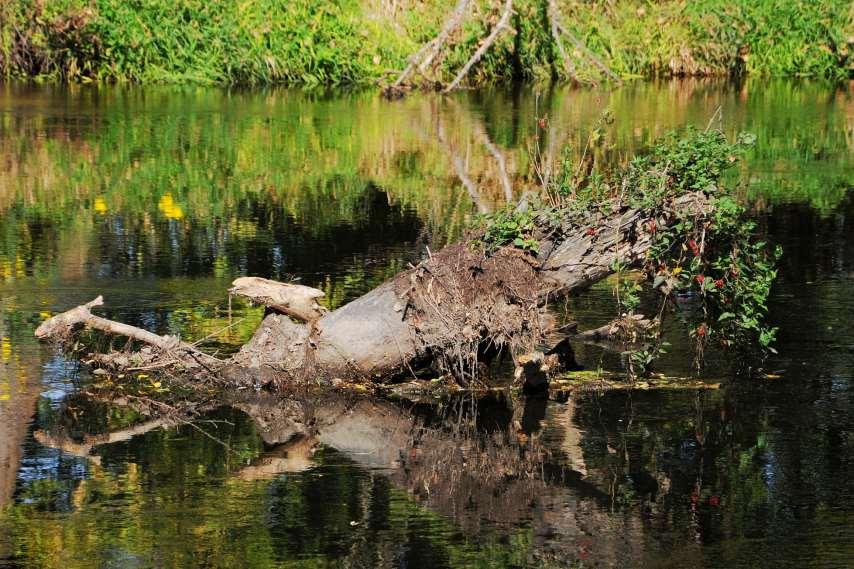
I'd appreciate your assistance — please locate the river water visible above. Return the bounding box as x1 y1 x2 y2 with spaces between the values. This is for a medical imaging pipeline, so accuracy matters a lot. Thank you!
0 79 852 568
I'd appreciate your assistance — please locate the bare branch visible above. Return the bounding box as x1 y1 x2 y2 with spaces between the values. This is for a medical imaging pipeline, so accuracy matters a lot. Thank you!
444 0 514 93
554 18 621 83
35 296 222 367
392 0 472 88
548 0 577 81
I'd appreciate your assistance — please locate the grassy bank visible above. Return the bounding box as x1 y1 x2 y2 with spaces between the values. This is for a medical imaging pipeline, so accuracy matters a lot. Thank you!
1 0 852 85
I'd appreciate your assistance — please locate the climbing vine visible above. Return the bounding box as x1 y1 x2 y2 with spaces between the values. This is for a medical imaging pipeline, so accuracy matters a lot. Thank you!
478 126 781 376
632 129 781 371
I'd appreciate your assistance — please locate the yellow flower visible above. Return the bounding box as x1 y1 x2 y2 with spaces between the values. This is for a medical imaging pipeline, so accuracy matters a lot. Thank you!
94 197 108 214
671 267 683 275
158 193 185 220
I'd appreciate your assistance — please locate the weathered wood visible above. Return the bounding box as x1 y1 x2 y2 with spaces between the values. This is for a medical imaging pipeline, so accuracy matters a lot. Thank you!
35 295 221 368
233 192 706 384
229 277 327 322
35 192 708 389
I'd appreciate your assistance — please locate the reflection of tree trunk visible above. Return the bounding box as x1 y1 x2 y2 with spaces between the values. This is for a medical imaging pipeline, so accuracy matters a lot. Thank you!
558 396 588 476
0 391 38 509
33 416 184 462
473 120 514 202
36 391 649 566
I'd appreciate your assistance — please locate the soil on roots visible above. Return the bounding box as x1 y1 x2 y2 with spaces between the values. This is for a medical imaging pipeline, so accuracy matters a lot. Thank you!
393 242 547 385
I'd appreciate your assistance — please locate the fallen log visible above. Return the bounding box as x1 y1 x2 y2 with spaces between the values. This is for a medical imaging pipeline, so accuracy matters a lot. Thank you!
34 191 707 389
35 130 777 391
226 191 706 386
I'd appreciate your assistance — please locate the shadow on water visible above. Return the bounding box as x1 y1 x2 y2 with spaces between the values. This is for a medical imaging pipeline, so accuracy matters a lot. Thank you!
0 77 852 567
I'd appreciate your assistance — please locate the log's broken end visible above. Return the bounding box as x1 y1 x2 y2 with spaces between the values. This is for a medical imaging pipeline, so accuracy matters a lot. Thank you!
229 277 327 322
35 296 104 339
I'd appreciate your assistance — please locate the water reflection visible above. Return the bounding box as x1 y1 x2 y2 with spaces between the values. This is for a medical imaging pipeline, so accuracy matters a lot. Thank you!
4 377 853 568
0 78 852 567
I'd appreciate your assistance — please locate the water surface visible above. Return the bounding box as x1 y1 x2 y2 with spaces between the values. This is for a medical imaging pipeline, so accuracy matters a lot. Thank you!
0 79 852 568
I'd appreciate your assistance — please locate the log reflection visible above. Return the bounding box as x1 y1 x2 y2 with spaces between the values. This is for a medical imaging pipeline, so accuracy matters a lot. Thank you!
32 388 673 567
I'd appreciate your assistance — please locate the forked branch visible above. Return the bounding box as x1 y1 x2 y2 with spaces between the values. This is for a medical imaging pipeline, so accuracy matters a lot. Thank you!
35 295 221 367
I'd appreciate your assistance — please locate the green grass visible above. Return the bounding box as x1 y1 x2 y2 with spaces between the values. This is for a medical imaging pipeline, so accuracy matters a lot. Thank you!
1 0 852 85
0 0 418 84
572 0 854 80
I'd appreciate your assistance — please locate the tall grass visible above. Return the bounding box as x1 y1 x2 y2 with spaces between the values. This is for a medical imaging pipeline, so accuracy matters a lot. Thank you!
571 0 854 80
0 0 417 84
0 1 852 84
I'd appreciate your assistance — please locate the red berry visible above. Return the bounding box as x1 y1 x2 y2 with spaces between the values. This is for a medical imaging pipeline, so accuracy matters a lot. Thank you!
586 228 597 236
715 279 725 289
695 274 705 284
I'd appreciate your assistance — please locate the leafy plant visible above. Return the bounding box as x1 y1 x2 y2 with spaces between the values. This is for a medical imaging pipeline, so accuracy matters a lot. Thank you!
480 125 781 376
475 206 541 253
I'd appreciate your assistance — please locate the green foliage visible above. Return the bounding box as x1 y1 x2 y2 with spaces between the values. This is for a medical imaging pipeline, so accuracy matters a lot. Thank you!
638 129 782 361
2 0 851 84
475 206 541 253
629 342 669 377
569 0 853 81
481 126 782 373
1 0 415 84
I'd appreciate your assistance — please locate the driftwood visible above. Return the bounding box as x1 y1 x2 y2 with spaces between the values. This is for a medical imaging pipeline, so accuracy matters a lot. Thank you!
229 277 327 322
35 295 221 369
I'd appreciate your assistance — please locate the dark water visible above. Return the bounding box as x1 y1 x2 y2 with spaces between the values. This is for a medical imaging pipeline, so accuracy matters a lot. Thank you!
0 79 852 568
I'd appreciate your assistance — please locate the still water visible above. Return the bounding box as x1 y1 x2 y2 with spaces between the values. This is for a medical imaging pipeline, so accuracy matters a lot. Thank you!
0 79 852 568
